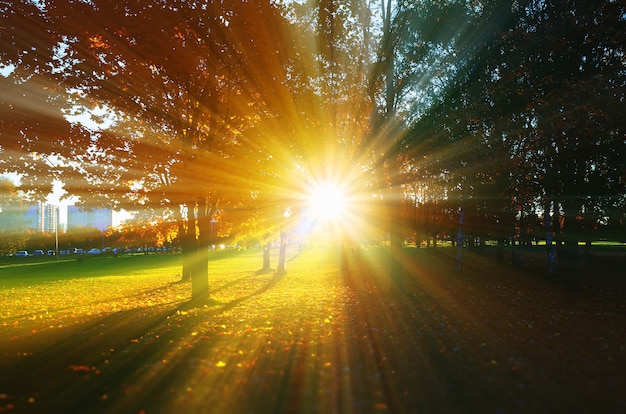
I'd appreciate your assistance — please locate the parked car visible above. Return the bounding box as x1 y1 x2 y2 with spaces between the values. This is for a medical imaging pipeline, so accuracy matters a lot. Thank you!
87 248 101 255
15 250 29 257
33 250 45 256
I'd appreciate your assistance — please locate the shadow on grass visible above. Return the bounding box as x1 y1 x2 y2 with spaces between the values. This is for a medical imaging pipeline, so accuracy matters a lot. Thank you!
178 270 283 312
0 266 289 413
3 246 625 413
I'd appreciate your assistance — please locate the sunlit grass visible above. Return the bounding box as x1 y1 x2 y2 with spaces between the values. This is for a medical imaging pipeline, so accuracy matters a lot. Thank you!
0 246 356 412
1 249 299 331
0 254 183 335
1 245 624 413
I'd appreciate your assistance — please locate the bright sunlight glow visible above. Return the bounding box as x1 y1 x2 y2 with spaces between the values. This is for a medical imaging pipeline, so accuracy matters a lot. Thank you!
307 182 347 222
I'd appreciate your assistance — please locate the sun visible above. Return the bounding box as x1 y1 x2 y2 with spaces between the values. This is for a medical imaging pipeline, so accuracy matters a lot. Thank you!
306 181 348 222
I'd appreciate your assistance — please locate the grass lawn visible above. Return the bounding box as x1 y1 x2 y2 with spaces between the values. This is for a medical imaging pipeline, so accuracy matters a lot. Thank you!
1 245 624 413
0 253 183 281
1 253 185 336
0 246 352 413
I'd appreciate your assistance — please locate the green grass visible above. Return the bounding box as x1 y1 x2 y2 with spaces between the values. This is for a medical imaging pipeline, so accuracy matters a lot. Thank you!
0 255 174 282
0 249 251 282
0 246 340 345
1 244 624 413
0 245 350 413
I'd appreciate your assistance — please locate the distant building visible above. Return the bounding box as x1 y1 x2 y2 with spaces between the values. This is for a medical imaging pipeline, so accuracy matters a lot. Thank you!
67 206 112 232
25 202 61 233
42 204 59 233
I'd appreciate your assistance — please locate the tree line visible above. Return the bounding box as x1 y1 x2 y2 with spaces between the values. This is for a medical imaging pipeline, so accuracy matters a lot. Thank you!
0 178 180 255
1 1 624 298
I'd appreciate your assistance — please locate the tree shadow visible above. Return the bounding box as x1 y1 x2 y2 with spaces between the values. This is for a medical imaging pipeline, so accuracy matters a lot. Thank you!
0 267 289 413
177 270 282 315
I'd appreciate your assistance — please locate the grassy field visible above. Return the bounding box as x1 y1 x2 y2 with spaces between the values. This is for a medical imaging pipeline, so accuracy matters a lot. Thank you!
1 253 184 335
0 252 185 280
1 245 624 413
0 248 307 339
0 246 353 413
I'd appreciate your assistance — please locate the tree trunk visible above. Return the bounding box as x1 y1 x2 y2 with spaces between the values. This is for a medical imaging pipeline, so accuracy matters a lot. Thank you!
181 235 193 281
495 211 506 263
582 211 593 262
511 211 523 268
544 206 555 278
496 207 511 264
431 204 438 248
193 205 211 302
455 209 465 271
176 216 191 281
181 205 196 282
559 201 581 290
263 241 271 271
389 197 403 288
276 231 287 276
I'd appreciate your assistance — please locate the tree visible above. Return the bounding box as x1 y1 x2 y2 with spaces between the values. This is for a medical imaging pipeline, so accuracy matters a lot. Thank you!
481 0 626 276
2 0 624 290
0 1 72 201
397 0 625 280
0 178 31 254
1 1 301 302
364 0 518 283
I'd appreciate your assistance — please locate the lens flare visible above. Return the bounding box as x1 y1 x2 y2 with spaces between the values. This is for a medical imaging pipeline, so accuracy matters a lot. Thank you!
307 182 347 222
